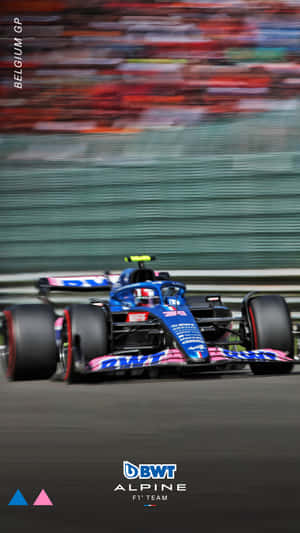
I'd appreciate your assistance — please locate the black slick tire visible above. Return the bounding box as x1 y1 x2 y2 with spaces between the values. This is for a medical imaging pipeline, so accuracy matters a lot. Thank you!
4 304 57 380
61 304 108 383
247 295 294 375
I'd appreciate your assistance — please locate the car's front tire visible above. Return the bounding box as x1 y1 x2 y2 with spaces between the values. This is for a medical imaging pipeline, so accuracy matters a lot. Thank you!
60 304 109 383
244 294 294 375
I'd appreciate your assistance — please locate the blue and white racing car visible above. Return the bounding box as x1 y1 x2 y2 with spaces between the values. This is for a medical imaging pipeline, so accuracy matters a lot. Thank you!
2 256 297 383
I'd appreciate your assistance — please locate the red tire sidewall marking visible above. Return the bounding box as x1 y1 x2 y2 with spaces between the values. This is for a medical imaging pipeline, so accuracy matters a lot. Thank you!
249 306 258 349
4 310 16 379
63 310 73 381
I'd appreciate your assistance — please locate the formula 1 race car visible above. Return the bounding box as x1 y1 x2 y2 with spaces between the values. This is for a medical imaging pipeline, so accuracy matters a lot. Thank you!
1 256 297 383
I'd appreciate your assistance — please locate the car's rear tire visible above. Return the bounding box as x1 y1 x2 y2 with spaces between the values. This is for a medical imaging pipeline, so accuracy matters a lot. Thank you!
246 295 294 375
3 304 57 380
60 304 109 383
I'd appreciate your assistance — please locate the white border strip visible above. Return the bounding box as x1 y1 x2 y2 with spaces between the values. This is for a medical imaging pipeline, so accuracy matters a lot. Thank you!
1 268 300 283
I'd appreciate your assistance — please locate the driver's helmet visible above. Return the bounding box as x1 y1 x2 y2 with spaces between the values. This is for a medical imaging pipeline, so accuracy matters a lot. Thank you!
133 288 159 307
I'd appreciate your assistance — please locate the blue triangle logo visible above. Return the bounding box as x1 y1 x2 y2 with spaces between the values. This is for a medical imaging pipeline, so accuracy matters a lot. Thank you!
8 489 28 506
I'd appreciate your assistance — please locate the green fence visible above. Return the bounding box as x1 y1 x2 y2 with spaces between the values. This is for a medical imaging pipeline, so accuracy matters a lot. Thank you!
1 114 300 273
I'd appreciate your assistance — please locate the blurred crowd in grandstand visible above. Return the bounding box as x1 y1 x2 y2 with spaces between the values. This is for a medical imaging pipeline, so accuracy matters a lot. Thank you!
1 0 300 133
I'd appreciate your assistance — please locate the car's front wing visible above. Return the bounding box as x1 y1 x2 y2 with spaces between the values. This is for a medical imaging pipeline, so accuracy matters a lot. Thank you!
87 347 296 373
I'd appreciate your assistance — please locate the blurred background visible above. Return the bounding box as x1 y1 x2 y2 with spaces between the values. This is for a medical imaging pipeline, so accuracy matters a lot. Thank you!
0 0 300 272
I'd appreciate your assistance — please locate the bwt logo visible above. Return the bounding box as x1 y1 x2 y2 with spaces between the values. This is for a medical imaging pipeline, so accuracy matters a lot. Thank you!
123 461 177 480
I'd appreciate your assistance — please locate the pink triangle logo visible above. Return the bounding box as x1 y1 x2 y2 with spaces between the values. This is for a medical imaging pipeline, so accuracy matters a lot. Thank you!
33 490 53 506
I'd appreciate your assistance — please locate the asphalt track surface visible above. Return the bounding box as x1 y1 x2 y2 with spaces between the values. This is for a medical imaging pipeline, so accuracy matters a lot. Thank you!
1 367 300 533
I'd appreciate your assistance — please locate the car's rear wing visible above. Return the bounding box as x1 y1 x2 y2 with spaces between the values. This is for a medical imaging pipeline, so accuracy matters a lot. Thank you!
37 274 119 295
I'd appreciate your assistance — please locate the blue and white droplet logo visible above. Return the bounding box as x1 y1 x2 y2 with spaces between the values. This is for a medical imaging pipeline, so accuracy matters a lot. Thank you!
123 461 139 479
